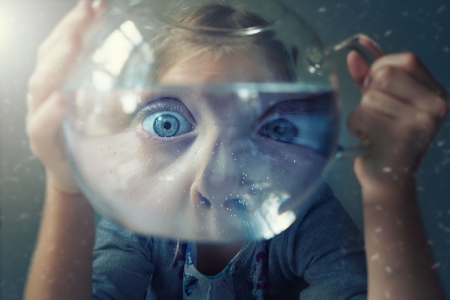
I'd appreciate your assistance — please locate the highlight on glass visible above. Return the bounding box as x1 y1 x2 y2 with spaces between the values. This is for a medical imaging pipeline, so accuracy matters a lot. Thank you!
63 0 366 242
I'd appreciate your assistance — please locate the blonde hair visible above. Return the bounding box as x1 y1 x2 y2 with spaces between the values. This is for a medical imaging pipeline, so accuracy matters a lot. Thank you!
151 3 296 82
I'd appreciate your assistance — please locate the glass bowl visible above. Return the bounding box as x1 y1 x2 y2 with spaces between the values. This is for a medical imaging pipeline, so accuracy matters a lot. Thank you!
63 0 358 242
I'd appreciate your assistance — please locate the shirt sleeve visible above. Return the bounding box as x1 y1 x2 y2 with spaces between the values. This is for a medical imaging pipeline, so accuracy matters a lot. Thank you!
92 219 156 300
274 183 368 299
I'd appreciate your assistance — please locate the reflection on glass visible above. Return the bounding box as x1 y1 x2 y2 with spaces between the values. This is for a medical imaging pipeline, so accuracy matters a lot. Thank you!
63 0 343 242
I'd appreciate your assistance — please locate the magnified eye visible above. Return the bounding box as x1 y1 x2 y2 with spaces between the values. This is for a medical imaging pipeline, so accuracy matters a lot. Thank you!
142 111 192 138
262 118 299 143
260 113 334 155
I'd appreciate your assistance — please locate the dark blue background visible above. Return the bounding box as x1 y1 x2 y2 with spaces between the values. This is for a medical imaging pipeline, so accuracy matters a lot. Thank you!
0 0 449 299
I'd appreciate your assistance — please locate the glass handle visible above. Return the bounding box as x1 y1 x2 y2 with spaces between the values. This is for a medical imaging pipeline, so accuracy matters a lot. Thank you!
335 144 371 160
331 34 383 160
332 34 381 66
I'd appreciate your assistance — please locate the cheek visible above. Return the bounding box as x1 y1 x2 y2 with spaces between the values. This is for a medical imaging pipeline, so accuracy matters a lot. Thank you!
71 131 195 206
74 132 155 187
74 130 193 179
69 130 204 236
257 140 330 196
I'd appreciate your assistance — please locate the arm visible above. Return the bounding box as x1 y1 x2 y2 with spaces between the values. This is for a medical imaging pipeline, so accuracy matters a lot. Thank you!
24 1 103 299
361 180 443 299
347 47 448 299
24 184 94 300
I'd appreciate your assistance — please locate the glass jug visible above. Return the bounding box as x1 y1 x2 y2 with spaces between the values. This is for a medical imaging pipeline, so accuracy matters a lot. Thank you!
63 0 379 242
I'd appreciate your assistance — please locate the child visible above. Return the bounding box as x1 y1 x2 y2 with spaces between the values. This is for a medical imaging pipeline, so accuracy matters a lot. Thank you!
24 0 447 299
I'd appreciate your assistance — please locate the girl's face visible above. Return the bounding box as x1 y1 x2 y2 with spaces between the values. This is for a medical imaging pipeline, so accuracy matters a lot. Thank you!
70 53 335 241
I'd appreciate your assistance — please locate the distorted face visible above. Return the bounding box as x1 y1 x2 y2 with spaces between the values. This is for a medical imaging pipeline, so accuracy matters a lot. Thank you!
69 52 337 241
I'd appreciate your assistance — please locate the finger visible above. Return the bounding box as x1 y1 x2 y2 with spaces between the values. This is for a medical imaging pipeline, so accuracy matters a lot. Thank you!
347 51 370 88
360 90 405 119
361 89 442 133
346 105 429 168
346 105 394 145
37 0 96 61
28 0 93 113
367 66 449 120
92 0 106 14
369 53 447 98
28 31 83 114
357 35 384 58
27 92 67 165
346 36 384 89
347 101 437 155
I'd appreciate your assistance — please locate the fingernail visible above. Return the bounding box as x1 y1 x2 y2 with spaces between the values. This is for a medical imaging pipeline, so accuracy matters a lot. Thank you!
363 75 371 91
76 0 89 10
92 0 103 13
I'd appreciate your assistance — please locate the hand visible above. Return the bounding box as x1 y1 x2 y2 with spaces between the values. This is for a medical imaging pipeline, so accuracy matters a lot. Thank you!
346 42 448 196
26 0 103 193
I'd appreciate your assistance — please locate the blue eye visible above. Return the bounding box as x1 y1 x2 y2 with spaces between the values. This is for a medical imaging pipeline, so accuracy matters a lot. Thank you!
263 118 299 143
260 113 334 155
142 111 192 138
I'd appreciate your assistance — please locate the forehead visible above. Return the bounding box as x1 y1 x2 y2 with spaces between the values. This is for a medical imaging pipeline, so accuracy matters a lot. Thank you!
159 53 278 85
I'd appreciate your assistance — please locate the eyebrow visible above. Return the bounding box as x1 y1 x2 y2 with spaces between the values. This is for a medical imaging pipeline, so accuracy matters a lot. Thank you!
259 91 336 121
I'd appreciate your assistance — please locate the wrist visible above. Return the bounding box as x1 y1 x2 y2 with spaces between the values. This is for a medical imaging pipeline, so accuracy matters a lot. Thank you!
355 163 417 204
44 181 94 223
360 178 418 207
46 170 83 195
45 173 92 211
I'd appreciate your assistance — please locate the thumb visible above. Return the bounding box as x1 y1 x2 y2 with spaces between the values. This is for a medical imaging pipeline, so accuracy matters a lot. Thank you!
347 50 371 90
346 37 384 91
27 91 67 164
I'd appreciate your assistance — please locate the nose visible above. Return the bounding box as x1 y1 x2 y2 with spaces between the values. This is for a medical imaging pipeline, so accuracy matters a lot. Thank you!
190 134 255 213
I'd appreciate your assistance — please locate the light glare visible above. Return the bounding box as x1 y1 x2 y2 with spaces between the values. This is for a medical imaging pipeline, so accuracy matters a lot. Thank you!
0 4 16 56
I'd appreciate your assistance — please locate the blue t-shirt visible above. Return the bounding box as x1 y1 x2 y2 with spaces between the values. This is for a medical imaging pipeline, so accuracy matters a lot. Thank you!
92 183 367 299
